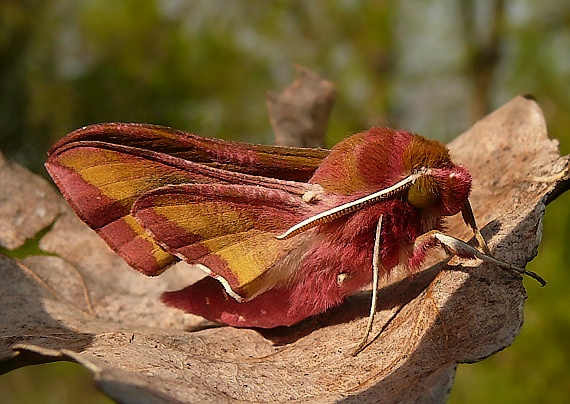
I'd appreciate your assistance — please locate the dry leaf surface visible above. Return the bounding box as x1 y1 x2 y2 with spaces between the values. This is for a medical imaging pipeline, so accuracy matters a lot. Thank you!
1 95 568 403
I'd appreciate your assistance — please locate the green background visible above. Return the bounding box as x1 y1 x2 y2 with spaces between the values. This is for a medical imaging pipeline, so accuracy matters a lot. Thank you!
1 1 569 403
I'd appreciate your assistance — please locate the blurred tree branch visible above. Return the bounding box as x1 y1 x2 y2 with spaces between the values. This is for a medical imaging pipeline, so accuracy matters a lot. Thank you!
460 0 505 120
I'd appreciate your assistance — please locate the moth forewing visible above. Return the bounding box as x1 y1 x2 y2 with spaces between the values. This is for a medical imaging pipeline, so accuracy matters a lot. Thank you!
240 231 318 300
192 263 248 302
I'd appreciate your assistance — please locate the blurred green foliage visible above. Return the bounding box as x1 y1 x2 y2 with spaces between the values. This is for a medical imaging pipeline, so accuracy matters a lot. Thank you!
1 362 114 404
1 1 569 403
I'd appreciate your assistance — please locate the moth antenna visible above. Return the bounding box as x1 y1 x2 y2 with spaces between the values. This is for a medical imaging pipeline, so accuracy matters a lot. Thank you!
433 233 547 286
276 170 427 240
352 215 383 356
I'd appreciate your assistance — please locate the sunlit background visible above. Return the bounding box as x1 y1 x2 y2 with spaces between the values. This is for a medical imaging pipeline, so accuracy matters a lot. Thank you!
1 1 569 402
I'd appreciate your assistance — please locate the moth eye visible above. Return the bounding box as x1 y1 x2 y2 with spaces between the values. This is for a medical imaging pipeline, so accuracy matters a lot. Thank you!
337 273 350 286
407 177 439 209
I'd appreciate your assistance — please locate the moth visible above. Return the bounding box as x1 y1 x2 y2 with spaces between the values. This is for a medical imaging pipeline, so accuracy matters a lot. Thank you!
46 124 545 348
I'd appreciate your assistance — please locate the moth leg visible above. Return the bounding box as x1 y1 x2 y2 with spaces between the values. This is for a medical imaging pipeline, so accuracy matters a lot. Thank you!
431 232 546 286
461 200 491 255
352 215 383 356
